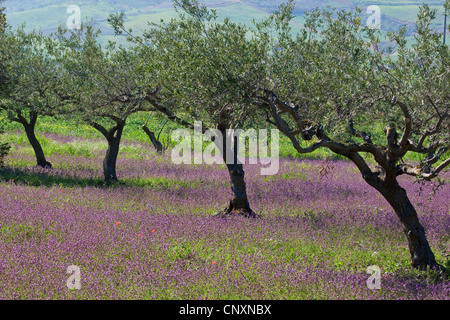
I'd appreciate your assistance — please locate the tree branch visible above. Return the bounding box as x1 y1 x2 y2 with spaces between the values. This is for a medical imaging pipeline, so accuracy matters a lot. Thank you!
100 113 124 124
13 109 29 126
29 110 38 128
424 145 449 166
348 118 372 144
87 120 108 138
397 158 450 180
145 96 209 133
416 115 447 152
392 98 412 152
424 158 450 179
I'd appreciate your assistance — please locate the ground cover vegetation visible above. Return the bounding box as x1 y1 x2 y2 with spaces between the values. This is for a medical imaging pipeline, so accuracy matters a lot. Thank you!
0 0 449 300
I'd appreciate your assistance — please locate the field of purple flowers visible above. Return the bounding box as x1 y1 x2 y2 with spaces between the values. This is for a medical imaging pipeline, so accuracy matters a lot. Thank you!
0 132 449 300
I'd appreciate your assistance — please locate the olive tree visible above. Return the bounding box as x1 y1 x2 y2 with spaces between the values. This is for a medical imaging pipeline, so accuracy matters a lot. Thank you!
52 24 155 182
253 2 449 271
109 0 448 271
0 1 10 165
0 27 68 168
109 0 269 215
0 1 5 33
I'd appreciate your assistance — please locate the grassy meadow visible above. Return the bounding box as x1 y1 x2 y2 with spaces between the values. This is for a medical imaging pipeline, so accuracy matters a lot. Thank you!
0 116 449 300
0 0 449 302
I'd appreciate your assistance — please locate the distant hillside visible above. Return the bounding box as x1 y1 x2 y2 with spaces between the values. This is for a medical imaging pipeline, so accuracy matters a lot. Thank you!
2 0 448 46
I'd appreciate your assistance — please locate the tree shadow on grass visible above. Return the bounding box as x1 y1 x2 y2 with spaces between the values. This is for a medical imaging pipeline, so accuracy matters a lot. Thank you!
0 166 201 191
0 166 106 189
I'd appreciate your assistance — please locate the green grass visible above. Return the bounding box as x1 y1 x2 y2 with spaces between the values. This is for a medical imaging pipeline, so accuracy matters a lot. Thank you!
0 166 105 188
0 164 211 191
1 111 339 162
0 130 448 299
0 223 56 244
3 110 444 168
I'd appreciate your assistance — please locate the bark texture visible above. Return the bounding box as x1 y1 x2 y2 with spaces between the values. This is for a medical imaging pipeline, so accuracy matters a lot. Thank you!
142 125 163 154
22 116 52 168
216 125 257 218
379 182 442 271
103 122 124 182
256 85 448 272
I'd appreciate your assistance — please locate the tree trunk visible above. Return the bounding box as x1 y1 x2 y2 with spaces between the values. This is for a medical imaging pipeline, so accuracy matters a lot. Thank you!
379 182 442 271
216 127 256 218
23 122 52 168
223 161 254 215
142 125 163 154
103 124 124 182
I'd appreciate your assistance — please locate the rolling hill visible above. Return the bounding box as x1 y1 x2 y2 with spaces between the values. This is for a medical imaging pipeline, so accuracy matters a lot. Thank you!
2 0 448 46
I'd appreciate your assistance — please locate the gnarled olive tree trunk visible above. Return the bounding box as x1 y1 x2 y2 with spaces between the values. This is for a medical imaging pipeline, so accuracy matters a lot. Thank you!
89 119 125 183
224 160 252 215
17 111 52 168
142 124 163 154
378 182 440 270
24 123 52 168
103 122 124 182
216 125 256 218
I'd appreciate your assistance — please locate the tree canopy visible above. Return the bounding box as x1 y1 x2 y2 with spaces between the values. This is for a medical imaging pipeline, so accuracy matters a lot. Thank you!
252 1 449 270
110 0 450 270
50 23 158 181
0 26 70 167
0 1 5 32
108 0 272 214
256 2 449 186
